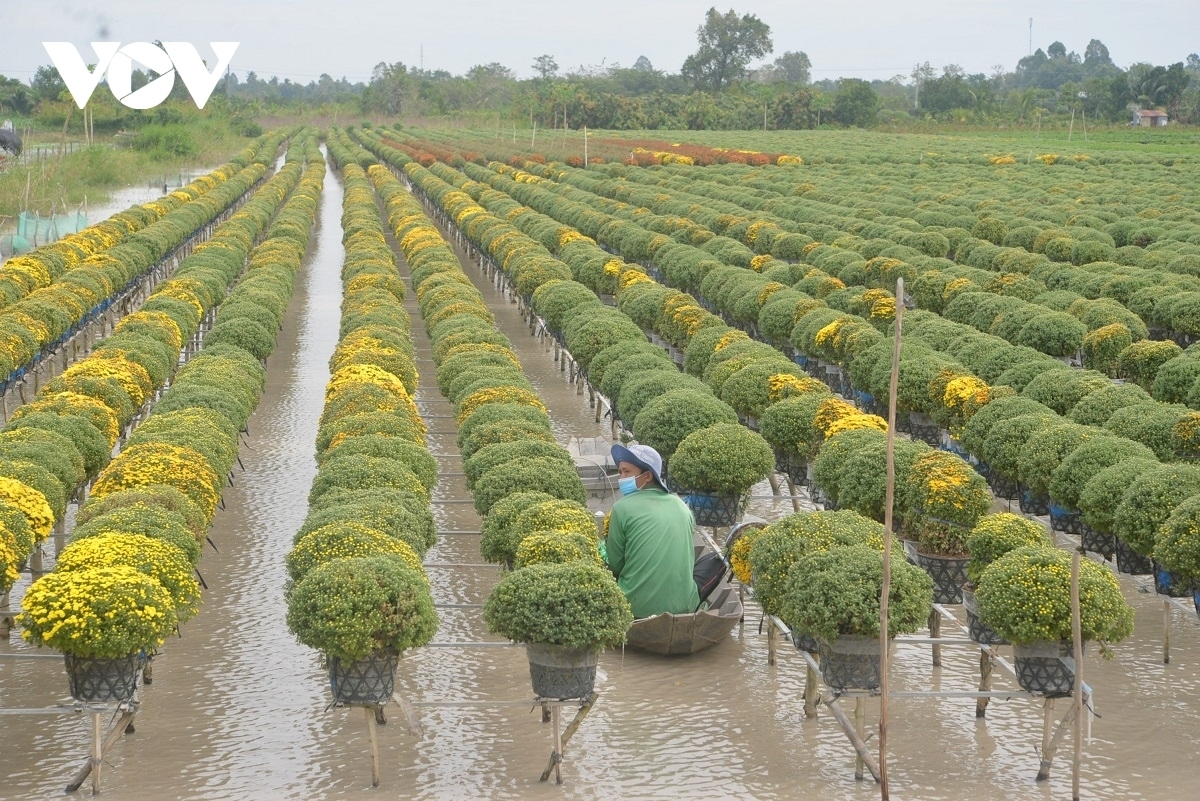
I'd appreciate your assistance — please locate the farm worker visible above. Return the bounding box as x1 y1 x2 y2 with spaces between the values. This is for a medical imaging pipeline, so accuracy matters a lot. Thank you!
604 443 700 619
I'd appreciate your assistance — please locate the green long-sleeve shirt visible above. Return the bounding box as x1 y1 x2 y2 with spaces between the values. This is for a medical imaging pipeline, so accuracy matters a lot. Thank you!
604 487 700 619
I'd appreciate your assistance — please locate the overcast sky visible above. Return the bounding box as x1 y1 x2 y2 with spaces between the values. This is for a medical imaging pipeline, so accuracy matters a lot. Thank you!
3 1 1197 85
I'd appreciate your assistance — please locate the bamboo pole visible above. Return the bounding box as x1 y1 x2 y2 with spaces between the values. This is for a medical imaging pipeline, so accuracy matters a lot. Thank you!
90 711 102 794
824 695 881 782
364 706 381 787
854 697 866 780
65 710 135 793
878 276 903 800
1071 548 1083 800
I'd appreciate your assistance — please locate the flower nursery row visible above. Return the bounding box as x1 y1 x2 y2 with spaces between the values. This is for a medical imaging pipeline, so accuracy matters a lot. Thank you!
351 127 636 694
353 127 1141 695
282 138 440 705
360 128 1200 628
0 131 290 384
8 131 323 694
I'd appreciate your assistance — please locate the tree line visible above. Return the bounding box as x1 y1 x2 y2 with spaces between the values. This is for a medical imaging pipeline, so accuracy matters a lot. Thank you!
2 7 1199 131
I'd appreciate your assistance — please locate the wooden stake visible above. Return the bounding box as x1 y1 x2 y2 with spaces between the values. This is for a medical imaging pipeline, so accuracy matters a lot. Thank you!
804 661 820 718
364 706 381 787
542 690 597 777
1037 703 1077 781
824 695 881 782
1071 549 1083 800
90 711 102 795
551 704 563 784
878 275 903 800
854 697 866 780
66 710 135 793
767 619 778 666
976 649 993 718
1162 599 1171 664
929 609 942 668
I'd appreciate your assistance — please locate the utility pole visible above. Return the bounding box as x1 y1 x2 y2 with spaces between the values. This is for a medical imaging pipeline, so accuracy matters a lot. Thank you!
420 45 424 72
1029 18 1033 56
914 64 920 111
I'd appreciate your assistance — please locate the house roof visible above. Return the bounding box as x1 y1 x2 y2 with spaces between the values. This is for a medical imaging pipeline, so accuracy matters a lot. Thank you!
1136 109 1169 117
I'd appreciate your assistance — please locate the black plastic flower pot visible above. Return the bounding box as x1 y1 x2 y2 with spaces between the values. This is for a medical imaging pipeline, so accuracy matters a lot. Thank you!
681 490 749 527
913 552 970 605
526 643 599 700
64 653 141 703
962 586 1007 646
1048 503 1085 536
1012 641 1077 698
818 634 887 691
791 632 820 654
327 649 399 706
1079 523 1115 559
1018 488 1050 517
986 470 1021 501
1114 537 1153 575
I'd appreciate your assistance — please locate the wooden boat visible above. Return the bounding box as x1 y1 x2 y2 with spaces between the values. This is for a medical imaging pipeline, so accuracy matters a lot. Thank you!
624 577 743 655
626 533 743 655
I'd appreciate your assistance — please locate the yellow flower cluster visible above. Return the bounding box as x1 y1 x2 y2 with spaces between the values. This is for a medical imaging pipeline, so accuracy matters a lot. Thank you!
767 373 825 403
514 530 603 569
456 386 547 424
1036 153 1059 165
56 533 201 622
715 330 750 352
729 525 766 584
17 565 177 658
825 414 888 437
813 398 861 436
757 281 786 304
0 476 54 542
619 270 653 290
92 443 222 520
750 255 775 273
988 154 1017 165
776 155 803 165
0 522 20 593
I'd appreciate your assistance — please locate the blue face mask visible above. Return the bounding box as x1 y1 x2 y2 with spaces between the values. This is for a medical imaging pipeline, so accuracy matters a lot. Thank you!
618 474 642 496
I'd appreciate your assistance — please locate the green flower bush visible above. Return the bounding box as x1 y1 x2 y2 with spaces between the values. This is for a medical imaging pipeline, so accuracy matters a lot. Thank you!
309 454 429 506
1112 464 1200 556
597 354 679 405
1103 402 1189 460
979 413 1057 481
1117 339 1183 390
1079 458 1160 535
1016 423 1107 499
286 522 424 584
462 440 574 490
1048 437 1157 510
1021 369 1111 416
668 423 773 494
286 555 437 661
759 389 832 458
483 561 632 648
835 438 929 523
1154 495 1200 579
747 510 888 615
1067 383 1151 426
1150 354 1200 404
1081 324 1133 376
480 491 556 565
975 547 1134 646
777 546 933 641
965 514 1051 584
71 503 202 565
297 489 435 556
514 531 604 569
1016 312 1086 357
631 389 738 462
472 457 587 516
958 396 1052 458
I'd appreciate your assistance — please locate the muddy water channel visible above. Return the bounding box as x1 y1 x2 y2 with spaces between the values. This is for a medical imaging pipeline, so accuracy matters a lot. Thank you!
3 168 1200 800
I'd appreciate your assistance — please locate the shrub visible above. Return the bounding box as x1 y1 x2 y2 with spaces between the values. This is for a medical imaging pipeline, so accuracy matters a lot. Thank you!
309 454 429 506
472 457 587 516
1112 464 1200 557
483 561 632 648
55 533 201 621
514 531 604 569
1150 355 1200 404
632 389 738 462
286 522 424 584
1154 495 1200 578
1016 422 1107 499
71 503 202 564
1021 369 1110 415
462 440 574 490
979 413 1057 480
1048 437 1157 510
667 423 773 494
976 547 1133 645
286 555 437 661
1117 339 1183 390
746 510 887 615
1016 312 1087 357
18 566 178 658
959 396 1052 457
777 546 933 641
903 451 991 555
759 390 833 458
1067 383 1151 426
965 514 1051 584
1103 402 1188 460
812 428 888 506
296 490 435 556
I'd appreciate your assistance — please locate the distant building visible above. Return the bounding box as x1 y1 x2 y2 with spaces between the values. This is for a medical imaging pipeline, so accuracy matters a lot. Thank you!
1133 109 1169 127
